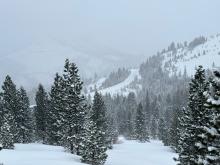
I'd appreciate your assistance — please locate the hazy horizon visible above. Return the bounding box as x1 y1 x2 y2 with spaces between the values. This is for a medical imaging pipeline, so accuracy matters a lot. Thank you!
0 0 219 88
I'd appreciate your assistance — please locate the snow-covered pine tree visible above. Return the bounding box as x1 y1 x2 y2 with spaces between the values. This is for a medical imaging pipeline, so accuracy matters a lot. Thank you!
62 59 86 155
35 84 49 143
163 108 173 146
0 97 3 135
81 92 108 165
1 75 19 145
150 117 157 139
91 91 108 145
81 119 108 165
17 87 32 143
178 107 192 164
125 92 137 139
106 114 118 149
149 97 159 139
135 103 149 142
178 66 208 164
0 112 15 149
191 66 209 164
158 117 167 144
198 70 220 164
169 108 180 152
144 91 151 136
47 73 65 145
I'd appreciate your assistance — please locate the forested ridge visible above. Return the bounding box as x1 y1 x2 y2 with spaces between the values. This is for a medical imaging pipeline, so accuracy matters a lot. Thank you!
0 56 220 165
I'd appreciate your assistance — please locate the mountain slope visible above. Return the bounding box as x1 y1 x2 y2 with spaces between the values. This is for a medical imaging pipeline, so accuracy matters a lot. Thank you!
88 34 220 97
88 69 142 97
162 34 220 76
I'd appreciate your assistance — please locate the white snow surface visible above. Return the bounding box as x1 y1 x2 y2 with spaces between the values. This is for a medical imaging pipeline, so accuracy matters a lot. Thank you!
106 140 177 165
163 34 220 76
89 69 142 97
0 139 177 165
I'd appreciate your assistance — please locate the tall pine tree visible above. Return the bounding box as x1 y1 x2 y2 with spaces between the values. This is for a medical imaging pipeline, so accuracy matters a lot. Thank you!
178 66 208 164
81 92 108 165
35 84 49 143
62 59 86 155
17 87 32 143
0 75 18 148
47 73 65 145
198 70 220 164
135 103 149 142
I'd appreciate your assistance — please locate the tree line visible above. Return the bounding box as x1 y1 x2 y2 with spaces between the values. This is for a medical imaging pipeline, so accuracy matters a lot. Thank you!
1 57 219 165
0 59 117 165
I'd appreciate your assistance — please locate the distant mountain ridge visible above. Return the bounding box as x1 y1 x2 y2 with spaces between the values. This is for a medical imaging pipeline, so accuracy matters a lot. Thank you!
87 34 220 97
162 34 220 76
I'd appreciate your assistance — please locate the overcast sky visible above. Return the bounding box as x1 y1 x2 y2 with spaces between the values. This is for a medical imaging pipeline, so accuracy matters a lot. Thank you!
0 0 219 77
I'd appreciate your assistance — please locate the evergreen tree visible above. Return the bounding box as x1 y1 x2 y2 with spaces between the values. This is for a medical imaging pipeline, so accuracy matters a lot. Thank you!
81 120 108 165
35 84 49 143
81 92 108 165
135 103 149 142
163 108 173 146
0 112 15 149
169 108 180 151
178 66 208 164
197 70 220 164
125 92 137 139
47 73 65 145
144 91 151 134
158 117 167 144
106 114 118 149
91 91 108 144
62 59 86 155
0 75 19 145
178 107 192 163
17 87 32 143
0 96 4 135
150 117 157 139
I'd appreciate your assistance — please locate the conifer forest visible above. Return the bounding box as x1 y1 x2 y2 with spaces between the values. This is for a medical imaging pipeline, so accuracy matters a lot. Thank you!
0 1 220 165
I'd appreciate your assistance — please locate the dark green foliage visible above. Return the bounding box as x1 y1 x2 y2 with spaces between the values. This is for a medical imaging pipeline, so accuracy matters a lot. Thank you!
17 87 33 143
135 103 149 142
196 70 220 164
125 92 137 139
35 84 49 143
81 120 108 165
144 92 151 132
0 111 15 149
47 73 65 145
158 117 167 144
81 92 108 165
61 59 86 155
178 66 209 164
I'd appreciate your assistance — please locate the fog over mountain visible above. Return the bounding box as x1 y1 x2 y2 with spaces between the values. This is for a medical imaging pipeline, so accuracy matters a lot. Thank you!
0 0 220 88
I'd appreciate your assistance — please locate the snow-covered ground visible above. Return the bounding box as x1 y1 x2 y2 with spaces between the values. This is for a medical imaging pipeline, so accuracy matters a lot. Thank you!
163 34 220 76
106 139 177 165
0 138 177 165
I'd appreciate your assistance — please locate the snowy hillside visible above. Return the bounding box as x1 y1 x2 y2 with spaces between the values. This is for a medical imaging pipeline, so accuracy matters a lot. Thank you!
0 139 177 165
87 69 142 97
162 34 220 76
87 34 220 97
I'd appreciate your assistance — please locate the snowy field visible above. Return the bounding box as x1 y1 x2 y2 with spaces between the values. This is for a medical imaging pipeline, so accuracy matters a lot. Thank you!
0 138 177 165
